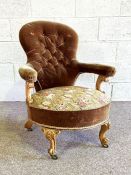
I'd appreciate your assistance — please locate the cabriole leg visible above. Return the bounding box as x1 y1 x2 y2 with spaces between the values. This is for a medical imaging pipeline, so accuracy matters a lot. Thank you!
24 120 33 131
99 122 110 148
42 128 60 160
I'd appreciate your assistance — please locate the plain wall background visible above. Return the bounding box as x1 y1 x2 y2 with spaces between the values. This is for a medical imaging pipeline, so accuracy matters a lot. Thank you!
0 0 131 101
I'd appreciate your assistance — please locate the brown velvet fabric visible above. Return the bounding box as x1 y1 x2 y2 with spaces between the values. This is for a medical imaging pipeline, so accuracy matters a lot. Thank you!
28 104 110 128
19 21 79 90
78 63 115 77
19 63 37 82
19 21 115 91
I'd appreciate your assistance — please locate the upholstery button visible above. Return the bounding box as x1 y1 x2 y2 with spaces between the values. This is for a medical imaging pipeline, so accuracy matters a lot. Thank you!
67 34 72 38
30 32 35 36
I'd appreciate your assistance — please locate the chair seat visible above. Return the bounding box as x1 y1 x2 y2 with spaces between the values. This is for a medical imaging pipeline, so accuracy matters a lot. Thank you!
30 86 110 111
28 86 111 129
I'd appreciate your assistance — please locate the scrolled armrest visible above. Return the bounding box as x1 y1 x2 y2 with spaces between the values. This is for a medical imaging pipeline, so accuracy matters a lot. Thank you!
19 63 37 82
78 62 116 77
77 62 116 92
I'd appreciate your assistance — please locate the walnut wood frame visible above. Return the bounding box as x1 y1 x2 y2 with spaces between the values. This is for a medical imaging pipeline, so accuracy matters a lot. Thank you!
24 75 110 159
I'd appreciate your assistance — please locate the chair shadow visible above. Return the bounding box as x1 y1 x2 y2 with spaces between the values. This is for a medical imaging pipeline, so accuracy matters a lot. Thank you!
0 112 101 159
58 129 100 155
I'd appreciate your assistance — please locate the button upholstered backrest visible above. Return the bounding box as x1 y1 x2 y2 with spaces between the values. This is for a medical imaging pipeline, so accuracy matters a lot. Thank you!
19 21 79 90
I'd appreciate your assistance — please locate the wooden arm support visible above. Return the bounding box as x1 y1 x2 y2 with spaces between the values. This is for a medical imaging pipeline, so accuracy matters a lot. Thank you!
96 75 109 92
26 82 34 104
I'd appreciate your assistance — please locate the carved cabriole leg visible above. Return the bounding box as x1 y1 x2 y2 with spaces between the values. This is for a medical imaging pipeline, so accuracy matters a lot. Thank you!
42 128 60 160
99 122 110 148
25 82 34 131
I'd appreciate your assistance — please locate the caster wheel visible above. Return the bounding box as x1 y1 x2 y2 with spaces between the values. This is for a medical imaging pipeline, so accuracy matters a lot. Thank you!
27 128 33 131
50 154 58 160
102 144 108 148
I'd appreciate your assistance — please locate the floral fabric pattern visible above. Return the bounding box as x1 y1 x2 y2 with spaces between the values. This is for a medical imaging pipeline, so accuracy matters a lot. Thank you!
30 86 110 111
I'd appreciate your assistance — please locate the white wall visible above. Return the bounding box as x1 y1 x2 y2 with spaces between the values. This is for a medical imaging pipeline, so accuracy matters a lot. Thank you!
0 0 131 101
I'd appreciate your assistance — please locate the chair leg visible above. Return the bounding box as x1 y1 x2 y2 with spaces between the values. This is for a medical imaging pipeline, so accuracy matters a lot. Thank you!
24 120 33 131
99 122 110 148
42 128 60 160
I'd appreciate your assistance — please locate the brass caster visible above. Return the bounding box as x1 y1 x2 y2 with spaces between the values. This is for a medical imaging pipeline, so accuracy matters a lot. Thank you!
50 154 58 160
101 138 109 148
27 128 33 131
103 144 108 148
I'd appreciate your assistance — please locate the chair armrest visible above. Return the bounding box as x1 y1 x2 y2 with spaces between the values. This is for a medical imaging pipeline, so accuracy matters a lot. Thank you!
19 63 37 83
78 62 116 77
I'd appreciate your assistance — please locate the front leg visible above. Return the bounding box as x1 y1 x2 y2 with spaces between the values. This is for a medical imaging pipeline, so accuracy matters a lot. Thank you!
42 128 60 160
99 122 110 148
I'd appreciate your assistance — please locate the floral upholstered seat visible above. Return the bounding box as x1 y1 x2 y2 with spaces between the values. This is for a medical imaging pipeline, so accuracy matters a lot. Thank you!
30 86 110 111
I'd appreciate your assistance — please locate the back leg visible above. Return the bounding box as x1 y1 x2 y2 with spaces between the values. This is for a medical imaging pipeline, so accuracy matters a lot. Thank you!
25 120 33 131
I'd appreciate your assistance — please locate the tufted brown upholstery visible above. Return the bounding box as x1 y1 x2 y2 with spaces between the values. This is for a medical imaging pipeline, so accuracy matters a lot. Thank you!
19 21 78 91
19 21 115 91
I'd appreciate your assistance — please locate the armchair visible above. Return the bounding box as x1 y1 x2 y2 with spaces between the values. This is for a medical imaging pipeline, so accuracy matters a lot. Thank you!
19 21 116 159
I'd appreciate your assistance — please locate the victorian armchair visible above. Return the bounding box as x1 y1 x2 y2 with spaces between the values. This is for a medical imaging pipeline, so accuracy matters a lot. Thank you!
19 21 116 159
